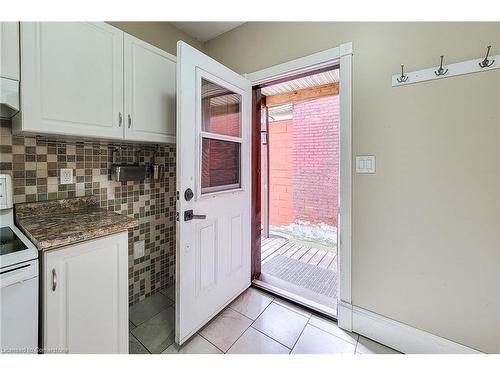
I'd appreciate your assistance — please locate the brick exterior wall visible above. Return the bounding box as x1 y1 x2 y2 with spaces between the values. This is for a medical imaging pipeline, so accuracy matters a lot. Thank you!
268 119 294 225
267 95 339 227
201 103 241 189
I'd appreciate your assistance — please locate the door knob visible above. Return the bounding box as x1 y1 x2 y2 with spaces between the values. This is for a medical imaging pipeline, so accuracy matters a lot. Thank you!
184 210 206 221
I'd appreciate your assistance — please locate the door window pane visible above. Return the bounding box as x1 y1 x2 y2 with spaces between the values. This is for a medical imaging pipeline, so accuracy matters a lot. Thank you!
202 78 241 137
201 138 240 193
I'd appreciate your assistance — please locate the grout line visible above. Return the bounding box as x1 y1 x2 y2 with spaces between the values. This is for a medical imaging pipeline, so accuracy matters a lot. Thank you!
197 330 228 354
354 335 361 353
246 326 293 353
129 330 152 354
131 303 172 329
227 295 291 353
224 292 284 354
288 314 312 353
197 307 251 354
223 324 252 354
307 319 359 346
250 294 308 352
129 295 174 354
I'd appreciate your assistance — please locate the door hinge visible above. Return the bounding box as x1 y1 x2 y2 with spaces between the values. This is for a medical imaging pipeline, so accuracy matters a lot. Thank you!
176 212 179 221
176 191 179 200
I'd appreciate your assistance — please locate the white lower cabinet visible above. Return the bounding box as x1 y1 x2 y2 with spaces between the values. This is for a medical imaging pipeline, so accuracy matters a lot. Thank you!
42 231 129 354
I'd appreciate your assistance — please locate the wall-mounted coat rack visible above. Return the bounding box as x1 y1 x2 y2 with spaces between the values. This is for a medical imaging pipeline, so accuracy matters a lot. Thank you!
392 46 499 87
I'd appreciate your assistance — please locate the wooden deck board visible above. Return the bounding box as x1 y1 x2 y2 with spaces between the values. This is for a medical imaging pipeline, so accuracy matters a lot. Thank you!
261 238 287 258
308 249 328 266
261 237 337 271
318 253 335 269
290 245 310 260
327 254 338 271
299 247 320 263
262 241 295 264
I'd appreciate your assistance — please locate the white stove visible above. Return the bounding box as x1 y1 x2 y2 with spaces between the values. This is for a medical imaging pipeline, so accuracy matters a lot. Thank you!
0 173 39 354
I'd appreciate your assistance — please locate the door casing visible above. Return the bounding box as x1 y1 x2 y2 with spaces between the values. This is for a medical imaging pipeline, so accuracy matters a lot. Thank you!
245 42 353 330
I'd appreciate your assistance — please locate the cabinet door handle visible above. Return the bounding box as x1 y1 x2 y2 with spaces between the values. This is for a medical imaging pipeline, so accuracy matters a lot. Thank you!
52 268 57 291
118 112 122 127
128 114 131 128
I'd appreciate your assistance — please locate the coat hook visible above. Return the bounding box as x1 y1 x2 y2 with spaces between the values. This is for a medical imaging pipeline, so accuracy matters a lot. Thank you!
434 55 448 76
396 64 409 83
479 45 495 68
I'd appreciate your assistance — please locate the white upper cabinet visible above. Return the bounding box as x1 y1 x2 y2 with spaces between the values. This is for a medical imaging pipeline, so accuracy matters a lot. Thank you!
124 34 176 143
16 22 124 139
0 22 20 80
14 22 177 143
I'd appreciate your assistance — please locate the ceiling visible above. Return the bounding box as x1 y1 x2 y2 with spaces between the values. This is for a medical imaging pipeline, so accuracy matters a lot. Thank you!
261 69 339 97
170 22 245 42
263 69 340 121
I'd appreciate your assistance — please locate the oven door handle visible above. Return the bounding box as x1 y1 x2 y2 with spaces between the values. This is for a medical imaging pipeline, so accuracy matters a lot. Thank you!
0 261 38 288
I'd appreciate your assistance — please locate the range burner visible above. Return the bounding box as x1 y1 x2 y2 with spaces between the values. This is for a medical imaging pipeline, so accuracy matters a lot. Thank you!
0 227 28 256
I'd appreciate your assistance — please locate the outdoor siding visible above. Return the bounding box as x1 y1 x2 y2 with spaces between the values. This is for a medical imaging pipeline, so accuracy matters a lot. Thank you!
268 119 294 225
267 95 339 227
293 95 339 226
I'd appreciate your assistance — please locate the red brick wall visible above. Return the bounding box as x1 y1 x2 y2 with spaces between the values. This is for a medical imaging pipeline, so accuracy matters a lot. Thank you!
293 95 339 226
267 95 339 227
268 119 294 225
201 108 241 189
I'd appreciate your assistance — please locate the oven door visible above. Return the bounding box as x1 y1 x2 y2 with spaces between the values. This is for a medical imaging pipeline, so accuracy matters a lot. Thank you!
0 259 39 353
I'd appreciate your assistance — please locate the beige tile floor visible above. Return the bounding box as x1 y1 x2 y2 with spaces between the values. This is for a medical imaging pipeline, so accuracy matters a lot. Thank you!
129 286 401 354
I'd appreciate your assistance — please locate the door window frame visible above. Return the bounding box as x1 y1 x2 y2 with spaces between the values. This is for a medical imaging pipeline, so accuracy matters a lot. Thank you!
195 67 248 199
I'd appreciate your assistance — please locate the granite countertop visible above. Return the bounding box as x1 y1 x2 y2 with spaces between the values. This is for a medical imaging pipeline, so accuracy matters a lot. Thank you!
15 196 138 252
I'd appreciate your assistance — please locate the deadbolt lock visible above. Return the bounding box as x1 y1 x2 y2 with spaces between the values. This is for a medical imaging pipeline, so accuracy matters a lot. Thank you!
184 188 194 201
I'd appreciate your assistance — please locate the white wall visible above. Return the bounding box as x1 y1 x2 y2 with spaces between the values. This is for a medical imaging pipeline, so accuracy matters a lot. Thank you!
205 22 500 353
108 22 204 55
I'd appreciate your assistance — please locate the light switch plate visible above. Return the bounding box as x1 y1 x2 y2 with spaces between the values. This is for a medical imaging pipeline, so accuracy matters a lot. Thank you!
60 168 73 184
134 240 145 259
356 155 376 174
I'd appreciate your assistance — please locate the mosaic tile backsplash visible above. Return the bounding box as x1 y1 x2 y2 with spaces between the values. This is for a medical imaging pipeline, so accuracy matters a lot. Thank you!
0 119 176 306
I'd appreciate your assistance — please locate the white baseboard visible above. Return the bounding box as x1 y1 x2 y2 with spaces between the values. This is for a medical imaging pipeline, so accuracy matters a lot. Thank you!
337 300 353 331
340 303 482 354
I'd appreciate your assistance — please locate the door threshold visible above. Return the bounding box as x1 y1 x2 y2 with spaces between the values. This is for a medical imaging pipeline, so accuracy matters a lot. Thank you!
252 278 337 320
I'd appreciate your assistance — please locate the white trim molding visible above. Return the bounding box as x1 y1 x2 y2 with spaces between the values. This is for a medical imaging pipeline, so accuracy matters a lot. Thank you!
338 44 353 319
245 43 351 85
341 303 483 354
246 42 353 331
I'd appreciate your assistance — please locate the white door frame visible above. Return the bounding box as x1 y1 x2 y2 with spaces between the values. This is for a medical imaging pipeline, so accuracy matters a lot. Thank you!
245 42 353 331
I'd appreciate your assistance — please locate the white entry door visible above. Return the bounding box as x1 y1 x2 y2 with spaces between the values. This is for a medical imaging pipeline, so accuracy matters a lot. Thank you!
175 42 252 345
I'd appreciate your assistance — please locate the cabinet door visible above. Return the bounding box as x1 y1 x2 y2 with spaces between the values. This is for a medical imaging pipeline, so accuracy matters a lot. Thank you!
0 22 19 80
18 22 124 139
124 33 176 143
43 232 128 354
